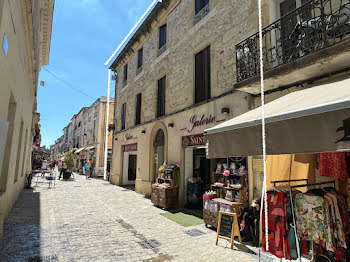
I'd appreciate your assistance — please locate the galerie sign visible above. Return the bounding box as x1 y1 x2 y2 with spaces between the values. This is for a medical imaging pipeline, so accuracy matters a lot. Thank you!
182 133 207 147
188 114 216 133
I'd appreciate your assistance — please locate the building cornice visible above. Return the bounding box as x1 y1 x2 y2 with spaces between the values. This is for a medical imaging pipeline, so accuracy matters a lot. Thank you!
40 0 54 66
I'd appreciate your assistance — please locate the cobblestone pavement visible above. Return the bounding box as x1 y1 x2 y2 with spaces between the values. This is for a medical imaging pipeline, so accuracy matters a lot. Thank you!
0 171 276 262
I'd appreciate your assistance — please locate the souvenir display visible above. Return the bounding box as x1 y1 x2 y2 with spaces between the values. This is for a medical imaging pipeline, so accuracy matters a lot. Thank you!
203 158 248 228
216 163 222 174
151 164 179 209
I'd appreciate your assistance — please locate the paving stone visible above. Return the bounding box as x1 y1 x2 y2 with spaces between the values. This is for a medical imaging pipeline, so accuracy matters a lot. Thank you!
0 170 277 261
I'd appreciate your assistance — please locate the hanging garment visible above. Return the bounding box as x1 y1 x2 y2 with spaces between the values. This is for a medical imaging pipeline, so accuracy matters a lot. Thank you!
319 152 348 180
262 192 291 260
327 193 347 249
286 199 298 260
294 194 333 251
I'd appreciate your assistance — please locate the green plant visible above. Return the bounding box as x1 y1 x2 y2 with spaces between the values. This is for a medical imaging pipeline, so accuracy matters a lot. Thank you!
64 151 75 169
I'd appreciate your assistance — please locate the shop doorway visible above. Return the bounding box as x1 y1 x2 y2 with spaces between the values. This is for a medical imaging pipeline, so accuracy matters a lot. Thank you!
185 147 213 209
153 129 165 182
122 151 137 185
193 148 211 189
128 154 137 181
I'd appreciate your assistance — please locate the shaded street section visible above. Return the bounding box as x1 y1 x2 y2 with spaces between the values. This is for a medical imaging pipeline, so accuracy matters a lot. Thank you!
0 172 265 261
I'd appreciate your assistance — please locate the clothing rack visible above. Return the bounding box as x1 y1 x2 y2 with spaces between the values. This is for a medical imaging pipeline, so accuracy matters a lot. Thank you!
290 180 336 189
267 179 336 262
271 178 308 187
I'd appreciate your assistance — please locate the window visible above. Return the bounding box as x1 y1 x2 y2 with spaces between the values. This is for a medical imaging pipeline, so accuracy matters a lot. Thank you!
78 121 81 127
121 103 126 130
137 48 143 70
195 46 211 103
14 119 24 183
159 24 167 49
157 76 166 117
195 0 209 14
135 93 142 125
1 94 16 192
20 129 28 177
123 64 128 84
93 118 96 138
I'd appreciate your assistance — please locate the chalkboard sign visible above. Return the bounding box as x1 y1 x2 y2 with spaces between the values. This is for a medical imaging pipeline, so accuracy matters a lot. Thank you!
219 213 234 238
216 211 241 249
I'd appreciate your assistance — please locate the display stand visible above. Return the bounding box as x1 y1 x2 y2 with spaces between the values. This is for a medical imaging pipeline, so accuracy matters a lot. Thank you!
203 171 248 228
151 167 179 209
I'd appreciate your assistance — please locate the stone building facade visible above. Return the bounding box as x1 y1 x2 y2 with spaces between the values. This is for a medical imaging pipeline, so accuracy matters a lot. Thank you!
109 0 350 207
51 97 114 177
0 0 54 243
109 0 256 204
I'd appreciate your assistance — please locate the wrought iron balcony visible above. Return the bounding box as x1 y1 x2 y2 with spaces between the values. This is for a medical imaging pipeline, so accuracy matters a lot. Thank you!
236 0 350 82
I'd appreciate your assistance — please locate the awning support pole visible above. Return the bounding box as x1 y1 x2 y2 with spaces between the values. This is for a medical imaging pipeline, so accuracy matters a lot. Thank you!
257 0 269 252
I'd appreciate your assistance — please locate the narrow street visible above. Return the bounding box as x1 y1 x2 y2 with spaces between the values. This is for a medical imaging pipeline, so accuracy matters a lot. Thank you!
0 171 267 262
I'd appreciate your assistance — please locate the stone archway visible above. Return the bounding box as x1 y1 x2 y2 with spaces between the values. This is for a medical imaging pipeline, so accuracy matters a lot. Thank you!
149 122 168 182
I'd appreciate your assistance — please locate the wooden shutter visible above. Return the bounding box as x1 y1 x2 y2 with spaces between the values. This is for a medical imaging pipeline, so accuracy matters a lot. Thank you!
195 46 210 103
157 77 166 117
124 64 128 82
159 24 167 48
135 93 142 125
138 48 143 69
121 103 126 130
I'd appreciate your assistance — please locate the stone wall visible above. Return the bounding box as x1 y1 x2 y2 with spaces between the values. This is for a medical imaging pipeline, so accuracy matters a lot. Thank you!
112 0 265 132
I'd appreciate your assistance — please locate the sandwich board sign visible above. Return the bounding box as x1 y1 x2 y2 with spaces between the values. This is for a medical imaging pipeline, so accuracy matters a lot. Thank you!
215 211 241 249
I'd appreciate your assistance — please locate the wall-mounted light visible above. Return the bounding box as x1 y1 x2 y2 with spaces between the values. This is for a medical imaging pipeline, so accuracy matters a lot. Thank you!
168 122 174 128
222 108 230 115
108 124 115 132
141 130 146 134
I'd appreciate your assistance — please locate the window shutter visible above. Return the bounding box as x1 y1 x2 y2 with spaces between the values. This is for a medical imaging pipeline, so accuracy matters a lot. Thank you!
138 48 143 69
121 103 126 130
135 93 142 125
124 64 128 82
195 46 210 103
159 24 167 48
204 46 211 100
157 77 166 117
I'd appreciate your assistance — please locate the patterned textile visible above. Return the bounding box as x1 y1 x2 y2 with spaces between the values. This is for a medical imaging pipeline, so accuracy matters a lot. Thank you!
326 193 346 249
319 153 348 180
294 194 333 251
262 192 291 260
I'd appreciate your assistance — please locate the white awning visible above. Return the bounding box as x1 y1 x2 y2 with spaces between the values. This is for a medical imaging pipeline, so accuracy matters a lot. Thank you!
205 78 350 157
85 146 95 151
74 147 85 154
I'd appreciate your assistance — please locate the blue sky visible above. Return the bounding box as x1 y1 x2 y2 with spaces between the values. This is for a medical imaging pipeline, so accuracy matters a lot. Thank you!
37 0 152 147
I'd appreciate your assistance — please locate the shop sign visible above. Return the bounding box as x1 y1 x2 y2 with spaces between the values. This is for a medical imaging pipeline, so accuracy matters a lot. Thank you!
125 133 133 140
182 133 207 147
188 114 216 133
122 143 137 152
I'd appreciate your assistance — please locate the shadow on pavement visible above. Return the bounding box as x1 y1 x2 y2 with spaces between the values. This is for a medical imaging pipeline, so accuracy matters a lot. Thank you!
0 188 42 261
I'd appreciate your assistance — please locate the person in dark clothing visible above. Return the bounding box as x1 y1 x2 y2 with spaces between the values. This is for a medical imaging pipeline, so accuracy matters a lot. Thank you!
240 198 260 246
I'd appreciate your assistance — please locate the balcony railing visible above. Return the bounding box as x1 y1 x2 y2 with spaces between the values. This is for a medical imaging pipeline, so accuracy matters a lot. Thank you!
236 0 350 82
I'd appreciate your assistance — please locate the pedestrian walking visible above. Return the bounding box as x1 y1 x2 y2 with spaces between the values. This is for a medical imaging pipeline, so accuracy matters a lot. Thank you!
88 159 93 178
83 159 87 176
59 161 67 180
84 161 90 180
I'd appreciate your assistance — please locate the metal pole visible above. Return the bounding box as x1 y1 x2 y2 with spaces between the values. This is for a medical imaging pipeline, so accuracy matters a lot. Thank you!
103 69 111 180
